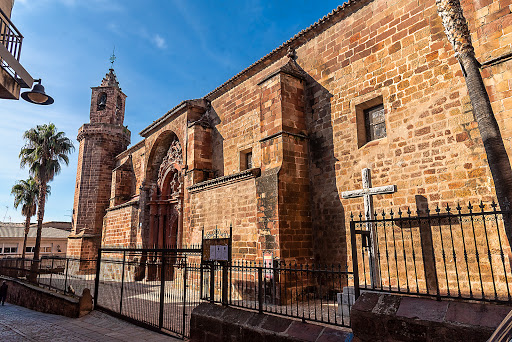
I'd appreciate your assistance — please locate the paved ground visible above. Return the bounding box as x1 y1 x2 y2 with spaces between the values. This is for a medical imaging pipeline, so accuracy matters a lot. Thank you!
0 303 182 341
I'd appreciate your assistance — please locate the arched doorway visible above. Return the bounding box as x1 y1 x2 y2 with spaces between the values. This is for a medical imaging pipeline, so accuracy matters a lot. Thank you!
148 136 183 249
146 134 184 280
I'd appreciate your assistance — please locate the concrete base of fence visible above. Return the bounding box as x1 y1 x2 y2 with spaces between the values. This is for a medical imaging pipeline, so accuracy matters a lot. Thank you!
0 276 92 318
351 292 512 342
190 302 353 342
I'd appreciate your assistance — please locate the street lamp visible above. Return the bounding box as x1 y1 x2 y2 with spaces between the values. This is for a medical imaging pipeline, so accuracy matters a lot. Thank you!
21 79 54 105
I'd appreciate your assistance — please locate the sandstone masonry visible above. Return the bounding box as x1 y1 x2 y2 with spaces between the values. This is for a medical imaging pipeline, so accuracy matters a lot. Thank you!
68 0 512 271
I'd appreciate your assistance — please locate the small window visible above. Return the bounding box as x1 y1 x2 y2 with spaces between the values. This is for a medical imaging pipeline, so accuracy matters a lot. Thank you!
240 148 253 171
26 246 35 253
364 104 386 142
355 96 386 147
4 247 17 254
42 246 52 253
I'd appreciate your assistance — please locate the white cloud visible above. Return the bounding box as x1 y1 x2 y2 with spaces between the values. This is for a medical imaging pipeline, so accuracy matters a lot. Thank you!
152 34 167 49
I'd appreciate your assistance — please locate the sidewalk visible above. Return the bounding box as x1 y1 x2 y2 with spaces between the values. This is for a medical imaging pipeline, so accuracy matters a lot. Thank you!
0 303 181 341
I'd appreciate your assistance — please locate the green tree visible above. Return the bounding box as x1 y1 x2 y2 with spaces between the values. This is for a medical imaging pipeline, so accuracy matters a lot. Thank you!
436 0 512 243
11 177 39 259
19 123 74 278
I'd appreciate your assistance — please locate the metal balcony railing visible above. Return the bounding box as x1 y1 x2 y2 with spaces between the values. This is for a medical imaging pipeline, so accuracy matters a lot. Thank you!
0 7 22 61
0 6 32 88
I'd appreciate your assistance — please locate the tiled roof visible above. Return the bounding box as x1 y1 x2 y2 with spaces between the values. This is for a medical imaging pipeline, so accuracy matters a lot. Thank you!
0 222 70 239
203 0 363 100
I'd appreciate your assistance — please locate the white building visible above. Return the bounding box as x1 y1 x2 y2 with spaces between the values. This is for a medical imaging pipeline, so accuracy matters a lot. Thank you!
0 221 70 257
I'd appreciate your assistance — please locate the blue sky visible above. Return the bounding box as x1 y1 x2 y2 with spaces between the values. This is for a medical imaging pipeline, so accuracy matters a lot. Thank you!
0 0 342 223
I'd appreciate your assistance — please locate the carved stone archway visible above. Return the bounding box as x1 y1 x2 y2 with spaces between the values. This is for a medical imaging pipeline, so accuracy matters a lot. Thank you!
148 137 184 249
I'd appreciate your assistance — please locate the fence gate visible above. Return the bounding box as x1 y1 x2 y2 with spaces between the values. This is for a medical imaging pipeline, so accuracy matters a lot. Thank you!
94 247 202 339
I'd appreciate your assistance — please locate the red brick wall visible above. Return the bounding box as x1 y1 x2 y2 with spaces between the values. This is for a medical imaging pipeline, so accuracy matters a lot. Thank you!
202 0 512 266
114 141 146 198
188 178 258 260
95 0 512 271
102 205 140 248
72 124 130 237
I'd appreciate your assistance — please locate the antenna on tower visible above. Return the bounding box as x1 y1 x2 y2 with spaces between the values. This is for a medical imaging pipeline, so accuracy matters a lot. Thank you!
109 46 116 69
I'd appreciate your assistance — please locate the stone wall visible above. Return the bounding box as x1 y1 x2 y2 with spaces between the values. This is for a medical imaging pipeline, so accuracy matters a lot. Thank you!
204 0 512 266
92 0 512 271
0 276 87 318
189 176 258 260
68 123 130 259
190 302 353 342
114 140 146 198
351 292 511 341
102 204 140 248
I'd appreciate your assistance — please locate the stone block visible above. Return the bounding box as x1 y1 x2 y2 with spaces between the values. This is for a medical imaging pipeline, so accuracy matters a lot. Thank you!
351 292 511 342
190 303 352 342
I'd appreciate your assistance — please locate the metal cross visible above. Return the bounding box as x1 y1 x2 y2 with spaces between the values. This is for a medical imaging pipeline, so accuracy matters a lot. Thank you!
342 168 397 288
110 47 116 68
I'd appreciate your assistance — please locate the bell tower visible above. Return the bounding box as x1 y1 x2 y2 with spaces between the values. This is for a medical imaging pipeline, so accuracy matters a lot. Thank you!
67 68 130 261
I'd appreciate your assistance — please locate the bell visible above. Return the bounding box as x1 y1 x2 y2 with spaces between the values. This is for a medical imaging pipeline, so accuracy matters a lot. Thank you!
98 94 107 109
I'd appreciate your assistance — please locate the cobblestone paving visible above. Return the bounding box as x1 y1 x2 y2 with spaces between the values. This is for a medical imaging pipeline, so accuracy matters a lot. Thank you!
0 303 181 341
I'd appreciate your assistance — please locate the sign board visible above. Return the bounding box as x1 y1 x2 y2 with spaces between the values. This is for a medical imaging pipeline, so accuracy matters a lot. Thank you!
202 237 230 262
209 245 229 261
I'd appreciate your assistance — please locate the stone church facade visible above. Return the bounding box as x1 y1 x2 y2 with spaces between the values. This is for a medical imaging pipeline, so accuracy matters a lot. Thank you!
67 0 512 267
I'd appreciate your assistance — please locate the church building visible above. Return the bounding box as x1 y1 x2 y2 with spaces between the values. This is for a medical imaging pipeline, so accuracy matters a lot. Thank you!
67 0 512 267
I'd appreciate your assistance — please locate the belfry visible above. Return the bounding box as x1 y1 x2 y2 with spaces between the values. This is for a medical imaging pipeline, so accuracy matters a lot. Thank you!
67 68 130 259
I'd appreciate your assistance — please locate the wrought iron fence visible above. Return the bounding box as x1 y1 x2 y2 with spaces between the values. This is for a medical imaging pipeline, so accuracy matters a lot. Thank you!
94 247 355 338
205 260 354 328
95 248 203 339
0 256 96 298
350 200 512 303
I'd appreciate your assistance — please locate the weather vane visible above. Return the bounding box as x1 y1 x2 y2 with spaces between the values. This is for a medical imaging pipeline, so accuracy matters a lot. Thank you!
109 47 116 68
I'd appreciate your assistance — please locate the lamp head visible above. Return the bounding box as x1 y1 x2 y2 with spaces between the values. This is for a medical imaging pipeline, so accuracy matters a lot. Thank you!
21 79 54 105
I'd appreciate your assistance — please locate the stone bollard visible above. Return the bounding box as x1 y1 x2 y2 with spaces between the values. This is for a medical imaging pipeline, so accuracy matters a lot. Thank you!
78 288 93 317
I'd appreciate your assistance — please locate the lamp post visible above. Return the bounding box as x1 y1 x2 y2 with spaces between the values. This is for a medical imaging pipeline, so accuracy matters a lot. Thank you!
21 79 54 105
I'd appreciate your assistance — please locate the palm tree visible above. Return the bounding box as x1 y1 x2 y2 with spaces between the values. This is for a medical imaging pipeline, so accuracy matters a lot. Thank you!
19 123 74 280
436 0 512 244
11 177 39 259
